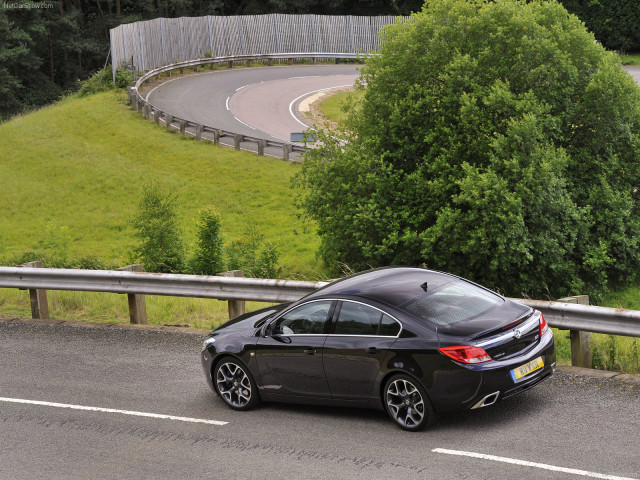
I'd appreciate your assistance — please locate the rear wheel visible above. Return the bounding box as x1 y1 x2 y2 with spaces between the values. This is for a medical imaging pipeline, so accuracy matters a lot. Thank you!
383 374 434 431
214 358 260 411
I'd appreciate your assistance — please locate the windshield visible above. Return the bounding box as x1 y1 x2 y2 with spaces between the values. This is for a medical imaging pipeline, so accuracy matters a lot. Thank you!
400 280 503 326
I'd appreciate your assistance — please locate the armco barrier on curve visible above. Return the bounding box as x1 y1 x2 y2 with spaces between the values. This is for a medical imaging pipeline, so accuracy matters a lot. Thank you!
129 53 358 161
2 265 640 370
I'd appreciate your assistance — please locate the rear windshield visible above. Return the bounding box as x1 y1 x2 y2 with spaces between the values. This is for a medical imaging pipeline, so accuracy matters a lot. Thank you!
400 280 502 326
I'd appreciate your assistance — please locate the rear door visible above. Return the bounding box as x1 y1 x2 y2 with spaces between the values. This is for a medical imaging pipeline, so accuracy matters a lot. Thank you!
323 301 400 400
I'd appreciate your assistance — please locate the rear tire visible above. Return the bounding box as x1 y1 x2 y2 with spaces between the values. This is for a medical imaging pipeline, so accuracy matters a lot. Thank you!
383 374 435 431
213 358 260 411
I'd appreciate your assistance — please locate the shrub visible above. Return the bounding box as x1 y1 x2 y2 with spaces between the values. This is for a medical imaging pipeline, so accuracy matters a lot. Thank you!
190 206 225 275
132 180 185 273
226 226 281 278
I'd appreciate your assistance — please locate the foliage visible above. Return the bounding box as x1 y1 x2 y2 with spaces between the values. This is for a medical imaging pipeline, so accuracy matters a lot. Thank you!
132 180 185 273
226 226 282 278
295 0 640 300
558 0 640 52
78 64 133 96
190 206 225 275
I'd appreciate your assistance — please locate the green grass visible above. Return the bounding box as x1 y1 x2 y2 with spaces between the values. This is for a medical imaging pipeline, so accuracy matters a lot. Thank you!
0 90 322 277
318 89 365 125
619 52 640 65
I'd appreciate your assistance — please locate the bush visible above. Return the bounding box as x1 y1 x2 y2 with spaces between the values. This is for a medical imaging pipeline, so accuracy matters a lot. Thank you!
132 180 185 273
190 206 225 275
295 0 640 301
78 64 133 96
226 226 281 278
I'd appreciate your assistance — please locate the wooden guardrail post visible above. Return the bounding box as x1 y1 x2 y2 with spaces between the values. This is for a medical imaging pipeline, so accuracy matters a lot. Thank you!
118 265 147 324
213 129 221 144
234 134 244 150
558 295 592 368
282 144 292 161
195 124 203 141
179 120 187 135
20 261 49 320
165 115 173 130
220 270 246 319
154 110 161 124
257 139 266 156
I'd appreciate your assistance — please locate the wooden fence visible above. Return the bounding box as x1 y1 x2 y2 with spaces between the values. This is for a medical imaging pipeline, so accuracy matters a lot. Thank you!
110 14 407 80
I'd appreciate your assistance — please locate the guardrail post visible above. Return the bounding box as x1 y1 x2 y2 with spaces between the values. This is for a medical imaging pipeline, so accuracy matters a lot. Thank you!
117 264 147 324
268 58 273 66
20 261 49 320
234 134 243 150
282 144 292 161
179 120 187 135
137 99 144 113
143 104 151 119
257 139 266 156
558 295 592 368
228 60 233 69
154 110 161 124
220 270 246 319
195 124 203 140
213 129 221 144
165 115 173 130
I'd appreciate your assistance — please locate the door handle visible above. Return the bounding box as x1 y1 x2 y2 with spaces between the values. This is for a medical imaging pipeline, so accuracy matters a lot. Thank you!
365 347 378 355
303 348 317 355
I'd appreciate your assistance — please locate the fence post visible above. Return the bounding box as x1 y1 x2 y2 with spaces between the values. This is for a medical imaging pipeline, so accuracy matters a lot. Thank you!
213 129 221 144
165 114 174 130
154 110 161 124
117 265 147 324
234 134 243 150
220 270 246 319
179 120 187 135
282 144 292 161
195 124 203 141
558 295 592 368
257 139 266 156
20 261 49 320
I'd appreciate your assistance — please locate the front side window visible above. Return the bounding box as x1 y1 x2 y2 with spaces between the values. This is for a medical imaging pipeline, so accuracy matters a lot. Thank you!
271 301 333 335
335 302 400 336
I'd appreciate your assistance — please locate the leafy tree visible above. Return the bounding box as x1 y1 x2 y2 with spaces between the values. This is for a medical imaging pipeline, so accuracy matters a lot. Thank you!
132 180 185 273
295 0 640 300
190 206 225 275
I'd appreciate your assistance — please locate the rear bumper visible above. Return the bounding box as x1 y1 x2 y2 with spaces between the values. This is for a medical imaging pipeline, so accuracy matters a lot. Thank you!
430 330 556 413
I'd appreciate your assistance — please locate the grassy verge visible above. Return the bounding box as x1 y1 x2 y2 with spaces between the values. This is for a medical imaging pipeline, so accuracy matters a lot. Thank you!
0 90 322 277
619 52 640 65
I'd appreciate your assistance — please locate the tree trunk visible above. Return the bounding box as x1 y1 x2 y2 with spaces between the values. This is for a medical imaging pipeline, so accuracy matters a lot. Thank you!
48 28 55 83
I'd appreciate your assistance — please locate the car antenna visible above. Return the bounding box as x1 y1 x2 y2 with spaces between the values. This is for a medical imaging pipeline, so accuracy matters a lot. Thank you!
420 281 428 292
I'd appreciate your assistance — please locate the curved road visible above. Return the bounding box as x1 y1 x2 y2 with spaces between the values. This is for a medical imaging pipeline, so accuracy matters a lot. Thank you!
1 319 639 480
145 64 360 143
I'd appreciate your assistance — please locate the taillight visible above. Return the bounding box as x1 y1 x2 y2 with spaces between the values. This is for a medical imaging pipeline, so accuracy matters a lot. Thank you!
538 311 549 338
439 345 492 364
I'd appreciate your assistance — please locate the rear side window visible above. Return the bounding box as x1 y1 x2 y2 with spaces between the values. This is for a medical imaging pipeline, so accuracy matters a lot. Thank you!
401 280 502 326
335 302 400 336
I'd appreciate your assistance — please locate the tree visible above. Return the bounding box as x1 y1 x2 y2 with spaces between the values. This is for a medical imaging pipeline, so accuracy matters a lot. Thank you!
132 180 185 273
295 0 640 300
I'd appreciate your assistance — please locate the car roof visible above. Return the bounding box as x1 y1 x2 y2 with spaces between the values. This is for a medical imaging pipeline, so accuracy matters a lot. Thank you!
310 267 461 307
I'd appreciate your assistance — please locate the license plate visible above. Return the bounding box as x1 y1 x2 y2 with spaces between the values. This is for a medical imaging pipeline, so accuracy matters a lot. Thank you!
510 357 544 381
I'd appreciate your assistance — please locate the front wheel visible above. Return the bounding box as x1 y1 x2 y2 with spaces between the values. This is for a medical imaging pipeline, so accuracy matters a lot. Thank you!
214 358 260 411
383 374 435 431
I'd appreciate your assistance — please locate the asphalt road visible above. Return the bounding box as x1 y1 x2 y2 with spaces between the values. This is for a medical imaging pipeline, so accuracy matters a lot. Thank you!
144 64 360 143
1 320 639 480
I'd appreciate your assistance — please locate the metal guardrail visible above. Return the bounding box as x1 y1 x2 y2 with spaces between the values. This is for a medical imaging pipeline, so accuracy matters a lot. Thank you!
2 266 639 338
128 53 361 161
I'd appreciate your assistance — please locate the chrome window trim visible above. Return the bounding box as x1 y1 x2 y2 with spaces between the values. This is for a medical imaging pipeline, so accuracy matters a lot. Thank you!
475 311 540 348
268 298 403 339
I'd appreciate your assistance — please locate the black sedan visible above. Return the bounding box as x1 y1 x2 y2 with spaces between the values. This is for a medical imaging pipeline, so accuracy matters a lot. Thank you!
201 267 555 431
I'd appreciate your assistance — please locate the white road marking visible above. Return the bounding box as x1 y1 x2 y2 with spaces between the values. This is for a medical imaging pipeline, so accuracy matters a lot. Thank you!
225 96 230 110
0 397 228 426
432 448 637 480
235 84 250 91
233 116 256 130
288 84 353 128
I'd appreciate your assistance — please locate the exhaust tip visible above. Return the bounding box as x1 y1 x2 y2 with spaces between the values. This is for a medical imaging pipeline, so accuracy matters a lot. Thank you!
471 391 500 409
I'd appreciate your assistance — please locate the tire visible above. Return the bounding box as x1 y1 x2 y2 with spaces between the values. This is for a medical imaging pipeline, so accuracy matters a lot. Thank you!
213 358 260 411
383 374 435 431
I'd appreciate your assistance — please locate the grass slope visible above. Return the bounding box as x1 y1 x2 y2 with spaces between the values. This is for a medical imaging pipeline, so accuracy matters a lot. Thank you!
0 90 321 277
